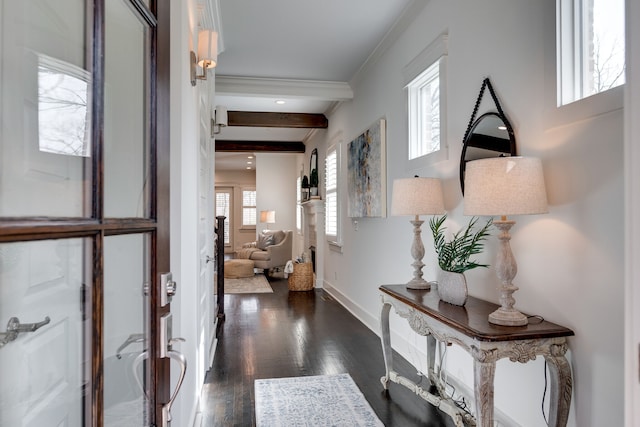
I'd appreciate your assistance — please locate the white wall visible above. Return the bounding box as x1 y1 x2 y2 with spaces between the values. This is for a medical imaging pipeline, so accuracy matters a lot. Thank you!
170 0 205 426
318 1 623 426
256 153 298 244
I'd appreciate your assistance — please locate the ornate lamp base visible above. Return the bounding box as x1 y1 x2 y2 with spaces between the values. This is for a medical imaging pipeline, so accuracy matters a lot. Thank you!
406 278 431 290
489 219 528 327
405 218 433 290
489 305 528 326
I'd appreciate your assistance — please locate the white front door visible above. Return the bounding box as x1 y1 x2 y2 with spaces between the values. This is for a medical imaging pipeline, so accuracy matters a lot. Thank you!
0 239 85 426
197 94 216 375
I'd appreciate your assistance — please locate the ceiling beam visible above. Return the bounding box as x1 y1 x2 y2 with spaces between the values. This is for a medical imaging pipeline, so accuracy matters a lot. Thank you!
227 111 328 128
215 140 306 153
215 76 353 101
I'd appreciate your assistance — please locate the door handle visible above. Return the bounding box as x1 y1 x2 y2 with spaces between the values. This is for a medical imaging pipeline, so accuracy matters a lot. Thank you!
162 338 187 427
0 316 50 348
116 333 146 359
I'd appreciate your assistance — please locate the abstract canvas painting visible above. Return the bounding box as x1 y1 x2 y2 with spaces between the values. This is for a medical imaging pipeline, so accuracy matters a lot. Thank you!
347 119 386 218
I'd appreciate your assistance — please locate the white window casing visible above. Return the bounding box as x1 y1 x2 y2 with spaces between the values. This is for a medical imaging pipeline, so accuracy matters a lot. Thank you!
403 33 448 170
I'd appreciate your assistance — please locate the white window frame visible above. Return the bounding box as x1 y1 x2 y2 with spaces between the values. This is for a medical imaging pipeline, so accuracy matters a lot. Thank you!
403 33 448 171
296 175 302 234
215 187 232 246
325 142 341 249
241 187 256 229
557 0 625 107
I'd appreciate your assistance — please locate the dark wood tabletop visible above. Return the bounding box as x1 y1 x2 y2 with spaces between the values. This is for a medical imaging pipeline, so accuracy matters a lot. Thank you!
380 284 574 342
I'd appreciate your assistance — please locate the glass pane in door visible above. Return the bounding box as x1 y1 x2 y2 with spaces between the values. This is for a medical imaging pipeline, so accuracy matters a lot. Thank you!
0 0 91 217
104 0 150 218
104 233 150 426
0 238 90 426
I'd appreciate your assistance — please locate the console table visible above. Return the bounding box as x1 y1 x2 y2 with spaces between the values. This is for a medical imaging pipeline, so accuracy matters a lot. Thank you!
379 285 574 427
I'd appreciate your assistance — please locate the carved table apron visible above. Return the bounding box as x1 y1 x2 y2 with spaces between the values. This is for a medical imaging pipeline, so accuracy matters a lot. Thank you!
379 285 574 427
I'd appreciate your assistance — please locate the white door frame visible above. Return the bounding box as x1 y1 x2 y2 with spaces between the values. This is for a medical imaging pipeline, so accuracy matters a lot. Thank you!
624 0 640 425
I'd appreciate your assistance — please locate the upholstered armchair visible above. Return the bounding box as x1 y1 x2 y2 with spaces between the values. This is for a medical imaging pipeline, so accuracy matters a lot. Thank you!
237 230 293 274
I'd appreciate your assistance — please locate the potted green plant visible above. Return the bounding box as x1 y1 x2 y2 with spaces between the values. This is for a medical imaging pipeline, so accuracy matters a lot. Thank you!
429 215 492 305
301 175 310 201
309 169 319 198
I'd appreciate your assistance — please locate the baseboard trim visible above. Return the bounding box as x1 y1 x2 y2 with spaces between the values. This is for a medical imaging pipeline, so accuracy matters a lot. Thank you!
322 281 379 334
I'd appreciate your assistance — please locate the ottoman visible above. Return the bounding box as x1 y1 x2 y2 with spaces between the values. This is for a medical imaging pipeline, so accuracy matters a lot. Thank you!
224 259 255 279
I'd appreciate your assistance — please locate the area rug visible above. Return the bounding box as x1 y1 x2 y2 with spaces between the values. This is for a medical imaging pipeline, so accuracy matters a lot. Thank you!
254 373 383 427
224 274 273 294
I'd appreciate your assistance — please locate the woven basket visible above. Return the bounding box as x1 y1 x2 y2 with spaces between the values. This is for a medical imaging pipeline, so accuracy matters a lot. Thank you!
288 262 314 291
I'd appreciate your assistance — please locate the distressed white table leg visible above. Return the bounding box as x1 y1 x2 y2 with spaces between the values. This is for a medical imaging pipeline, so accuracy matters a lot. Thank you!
379 301 393 389
545 353 572 427
427 335 436 376
473 359 496 427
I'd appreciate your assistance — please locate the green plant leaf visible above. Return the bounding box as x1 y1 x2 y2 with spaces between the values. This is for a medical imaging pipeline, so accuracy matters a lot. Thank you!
429 214 492 273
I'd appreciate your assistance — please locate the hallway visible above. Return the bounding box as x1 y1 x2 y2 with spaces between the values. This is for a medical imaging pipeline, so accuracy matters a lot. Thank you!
200 277 457 426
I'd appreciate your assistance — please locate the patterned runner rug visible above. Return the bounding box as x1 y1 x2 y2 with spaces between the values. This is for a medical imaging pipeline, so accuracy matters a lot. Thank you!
224 274 273 294
255 373 383 426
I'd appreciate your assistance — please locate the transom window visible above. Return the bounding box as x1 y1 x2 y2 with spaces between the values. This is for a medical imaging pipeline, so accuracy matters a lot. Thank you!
408 60 440 160
557 0 625 106
403 33 448 169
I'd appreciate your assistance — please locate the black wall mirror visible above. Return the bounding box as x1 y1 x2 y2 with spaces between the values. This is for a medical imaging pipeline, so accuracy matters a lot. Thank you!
309 148 319 197
460 78 516 194
309 148 318 176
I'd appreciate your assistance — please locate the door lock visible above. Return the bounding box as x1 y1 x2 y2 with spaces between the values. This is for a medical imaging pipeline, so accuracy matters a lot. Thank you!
160 273 176 307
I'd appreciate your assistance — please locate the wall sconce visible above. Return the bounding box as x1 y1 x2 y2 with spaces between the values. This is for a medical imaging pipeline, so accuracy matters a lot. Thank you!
190 30 217 86
211 106 228 136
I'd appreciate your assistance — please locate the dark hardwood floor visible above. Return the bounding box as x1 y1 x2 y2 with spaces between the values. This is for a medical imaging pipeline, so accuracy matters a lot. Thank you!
201 276 457 426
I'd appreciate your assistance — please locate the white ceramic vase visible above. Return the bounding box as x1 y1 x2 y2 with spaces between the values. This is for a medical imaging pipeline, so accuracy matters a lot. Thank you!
437 270 468 306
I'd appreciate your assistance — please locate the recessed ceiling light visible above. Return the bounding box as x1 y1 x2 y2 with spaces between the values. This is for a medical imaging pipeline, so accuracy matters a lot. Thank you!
498 125 507 130
275 100 286 105
248 155 254 159
246 166 251 170
247 161 253 165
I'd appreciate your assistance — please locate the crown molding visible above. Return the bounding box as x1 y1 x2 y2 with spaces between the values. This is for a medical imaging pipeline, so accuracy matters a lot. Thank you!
350 0 428 87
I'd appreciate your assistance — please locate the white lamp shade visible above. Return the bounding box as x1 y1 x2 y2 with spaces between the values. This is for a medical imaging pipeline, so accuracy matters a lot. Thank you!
391 177 445 216
197 30 218 69
464 157 549 216
260 210 276 223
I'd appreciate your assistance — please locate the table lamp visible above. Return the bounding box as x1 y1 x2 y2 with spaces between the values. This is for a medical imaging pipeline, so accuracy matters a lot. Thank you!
391 177 445 290
464 157 548 326
260 210 276 230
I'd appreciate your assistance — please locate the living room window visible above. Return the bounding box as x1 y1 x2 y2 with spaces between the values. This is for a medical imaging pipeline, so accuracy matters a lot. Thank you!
404 33 448 169
242 188 256 228
215 190 231 245
325 144 340 247
296 176 302 233
557 0 625 106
